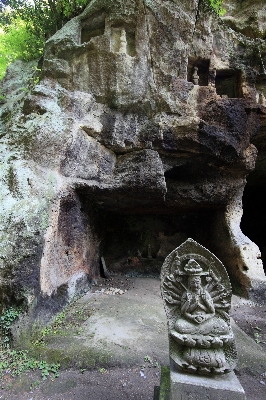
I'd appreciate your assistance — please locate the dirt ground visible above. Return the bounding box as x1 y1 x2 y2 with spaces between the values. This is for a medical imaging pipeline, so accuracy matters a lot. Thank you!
1 275 266 400
231 296 266 400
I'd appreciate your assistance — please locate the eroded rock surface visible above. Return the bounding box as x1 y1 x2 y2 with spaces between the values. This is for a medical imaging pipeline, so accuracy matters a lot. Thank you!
0 0 266 316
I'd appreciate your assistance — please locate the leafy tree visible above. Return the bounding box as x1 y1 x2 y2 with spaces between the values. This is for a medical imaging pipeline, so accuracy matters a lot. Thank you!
0 1 89 79
0 1 89 38
0 18 43 79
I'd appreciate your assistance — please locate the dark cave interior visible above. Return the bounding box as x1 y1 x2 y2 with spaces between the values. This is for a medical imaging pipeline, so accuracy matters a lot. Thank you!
98 208 221 277
241 182 266 274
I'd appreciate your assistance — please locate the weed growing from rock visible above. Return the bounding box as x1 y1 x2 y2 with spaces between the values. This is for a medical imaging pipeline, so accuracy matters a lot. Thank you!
0 349 60 380
33 305 93 346
0 307 20 348
0 307 60 381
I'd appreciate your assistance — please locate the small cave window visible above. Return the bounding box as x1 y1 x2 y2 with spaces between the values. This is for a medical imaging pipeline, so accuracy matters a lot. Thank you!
215 69 242 98
110 25 136 57
187 58 210 86
80 11 106 44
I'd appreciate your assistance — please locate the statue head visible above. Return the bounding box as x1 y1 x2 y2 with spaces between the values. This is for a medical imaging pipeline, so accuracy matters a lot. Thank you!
188 275 202 292
184 259 203 292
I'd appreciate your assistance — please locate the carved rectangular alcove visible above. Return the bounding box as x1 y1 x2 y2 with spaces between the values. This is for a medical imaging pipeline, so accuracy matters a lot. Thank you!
71 185 245 294
110 24 136 56
101 210 224 278
80 11 106 44
215 69 242 98
187 58 210 86
75 201 221 278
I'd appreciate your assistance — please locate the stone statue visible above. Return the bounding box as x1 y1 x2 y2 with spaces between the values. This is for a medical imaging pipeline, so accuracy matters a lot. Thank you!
208 68 216 87
161 238 237 376
192 66 199 85
119 28 127 54
258 92 266 106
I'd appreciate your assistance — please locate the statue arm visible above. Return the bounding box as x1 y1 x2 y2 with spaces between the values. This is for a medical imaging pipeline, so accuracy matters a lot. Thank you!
180 293 191 315
201 291 215 320
181 294 201 323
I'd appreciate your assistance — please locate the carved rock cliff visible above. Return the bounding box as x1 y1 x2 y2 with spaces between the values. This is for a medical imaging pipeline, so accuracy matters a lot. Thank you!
0 0 266 316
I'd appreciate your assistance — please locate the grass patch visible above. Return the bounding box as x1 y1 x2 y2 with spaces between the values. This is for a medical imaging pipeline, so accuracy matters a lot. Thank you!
32 304 94 346
1 300 113 379
0 349 60 380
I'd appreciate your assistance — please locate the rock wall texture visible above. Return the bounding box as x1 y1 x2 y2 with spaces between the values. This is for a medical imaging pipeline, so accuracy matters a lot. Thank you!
0 0 266 316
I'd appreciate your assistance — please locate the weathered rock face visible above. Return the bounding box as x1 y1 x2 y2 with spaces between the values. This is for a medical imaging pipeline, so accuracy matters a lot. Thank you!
220 2 266 293
0 0 266 315
222 0 266 39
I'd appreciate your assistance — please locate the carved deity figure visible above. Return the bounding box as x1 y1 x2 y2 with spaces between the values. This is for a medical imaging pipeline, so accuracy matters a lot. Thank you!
192 66 199 85
161 239 237 376
119 28 127 54
258 92 266 106
208 68 216 87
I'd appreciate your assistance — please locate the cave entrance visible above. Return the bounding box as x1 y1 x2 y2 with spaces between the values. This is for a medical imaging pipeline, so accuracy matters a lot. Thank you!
99 209 221 277
241 182 266 274
76 188 226 279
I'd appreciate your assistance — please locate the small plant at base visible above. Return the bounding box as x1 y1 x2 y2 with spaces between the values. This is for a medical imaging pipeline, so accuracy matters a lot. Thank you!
0 349 60 380
98 367 107 374
0 307 21 348
254 327 266 344
33 305 93 346
30 380 41 390
144 355 152 363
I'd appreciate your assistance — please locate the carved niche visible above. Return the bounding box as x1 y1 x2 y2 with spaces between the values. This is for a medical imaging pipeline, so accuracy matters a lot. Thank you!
161 238 237 376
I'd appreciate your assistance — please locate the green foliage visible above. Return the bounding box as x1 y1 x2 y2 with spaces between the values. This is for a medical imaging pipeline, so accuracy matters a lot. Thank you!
0 0 89 80
1 1 89 39
0 307 60 381
0 19 43 80
142 355 159 368
253 326 266 344
0 307 20 348
209 0 226 16
0 349 60 380
33 305 92 346
144 355 152 363
98 367 107 374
